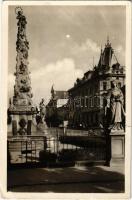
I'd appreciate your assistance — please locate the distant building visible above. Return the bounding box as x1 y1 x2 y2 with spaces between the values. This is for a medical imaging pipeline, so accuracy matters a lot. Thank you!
45 86 69 127
68 39 125 129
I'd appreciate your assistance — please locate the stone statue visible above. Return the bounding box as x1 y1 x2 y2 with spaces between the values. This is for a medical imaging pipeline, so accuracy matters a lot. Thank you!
39 98 46 122
107 80 125 131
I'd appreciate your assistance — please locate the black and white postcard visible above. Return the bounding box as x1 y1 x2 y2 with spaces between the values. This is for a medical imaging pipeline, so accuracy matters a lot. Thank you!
0 1 131 199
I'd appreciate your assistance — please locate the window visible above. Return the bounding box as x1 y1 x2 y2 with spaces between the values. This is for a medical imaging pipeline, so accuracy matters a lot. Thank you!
89 87 92 95
94 97 97 107
95 113 99 126
91 113 94 124
89 98 91 107
80 97 84 107
97 97 100 107
90 97 94 107
94 96 100 107
85 97 87 107
95 113 98 122
82 98 85 107
87 88 89 95
103 82 107 90
87 98 90 108
84 89 87 96
118 82 121 88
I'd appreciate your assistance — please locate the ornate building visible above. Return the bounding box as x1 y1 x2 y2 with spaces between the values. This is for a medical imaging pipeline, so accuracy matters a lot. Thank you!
8 8 36 135
68 39 125 129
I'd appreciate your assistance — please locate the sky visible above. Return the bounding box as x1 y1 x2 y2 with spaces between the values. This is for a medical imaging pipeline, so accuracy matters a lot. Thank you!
8 5 126 105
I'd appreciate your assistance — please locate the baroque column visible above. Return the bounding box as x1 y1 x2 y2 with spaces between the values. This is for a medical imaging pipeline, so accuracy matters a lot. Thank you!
9 7 36 136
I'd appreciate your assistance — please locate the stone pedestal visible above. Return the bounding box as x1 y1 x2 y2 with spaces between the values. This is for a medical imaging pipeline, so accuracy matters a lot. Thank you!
9 109 36 136
110 130 125 165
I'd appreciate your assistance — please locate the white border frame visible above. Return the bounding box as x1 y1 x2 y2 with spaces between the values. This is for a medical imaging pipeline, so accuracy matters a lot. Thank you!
0 1 131 199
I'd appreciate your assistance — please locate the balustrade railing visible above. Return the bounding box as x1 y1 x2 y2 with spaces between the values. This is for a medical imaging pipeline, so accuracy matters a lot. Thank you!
7 133 107 166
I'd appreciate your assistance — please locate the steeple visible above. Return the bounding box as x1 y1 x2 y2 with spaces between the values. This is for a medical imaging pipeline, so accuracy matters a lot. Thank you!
105 35 111 48
107 35 109 44
51 84 55 98
98 37 114 71
98 45 103 67
103 36 113 67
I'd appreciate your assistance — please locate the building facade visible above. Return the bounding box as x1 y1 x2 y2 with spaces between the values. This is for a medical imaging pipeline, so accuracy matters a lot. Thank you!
45 86 69 127
68 40 125 129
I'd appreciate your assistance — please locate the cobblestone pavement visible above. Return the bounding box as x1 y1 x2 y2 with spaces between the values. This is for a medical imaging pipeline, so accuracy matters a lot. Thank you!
8 164 124 193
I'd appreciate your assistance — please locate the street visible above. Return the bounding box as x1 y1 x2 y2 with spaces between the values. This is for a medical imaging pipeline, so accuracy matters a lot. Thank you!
8 164 124 193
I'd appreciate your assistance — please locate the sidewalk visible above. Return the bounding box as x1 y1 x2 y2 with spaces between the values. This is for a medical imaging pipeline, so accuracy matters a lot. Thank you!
7 164 124 193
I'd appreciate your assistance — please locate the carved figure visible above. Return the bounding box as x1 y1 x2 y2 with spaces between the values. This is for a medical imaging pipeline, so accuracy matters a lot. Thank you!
39 98 46 122
19 62 27 73
107 81 125 131
18 118 27 135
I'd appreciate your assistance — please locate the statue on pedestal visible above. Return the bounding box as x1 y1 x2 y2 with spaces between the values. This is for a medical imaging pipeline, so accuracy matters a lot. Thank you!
39 98 46 123
104 80 125 166
8 7 36 136
107 80 125 131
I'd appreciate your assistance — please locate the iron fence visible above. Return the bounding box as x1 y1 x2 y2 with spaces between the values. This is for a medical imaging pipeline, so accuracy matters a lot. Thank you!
8 134 107 166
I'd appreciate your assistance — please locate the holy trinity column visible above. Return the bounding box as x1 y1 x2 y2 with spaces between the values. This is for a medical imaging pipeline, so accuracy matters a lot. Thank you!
9 7 36 136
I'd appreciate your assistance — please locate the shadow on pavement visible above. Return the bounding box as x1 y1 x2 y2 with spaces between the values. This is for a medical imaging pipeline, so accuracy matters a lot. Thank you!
7 165 124 193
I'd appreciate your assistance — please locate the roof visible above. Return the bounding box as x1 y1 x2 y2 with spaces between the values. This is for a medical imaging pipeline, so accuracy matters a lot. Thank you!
68 40 124 93
54 91 68 99
84 70 93 77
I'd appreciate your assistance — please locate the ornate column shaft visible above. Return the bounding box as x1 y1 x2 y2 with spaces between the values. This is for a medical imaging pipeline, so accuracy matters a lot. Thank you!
13 7 33 110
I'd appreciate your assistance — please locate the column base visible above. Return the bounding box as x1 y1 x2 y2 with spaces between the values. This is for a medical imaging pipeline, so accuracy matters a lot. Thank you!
110 130 125 166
